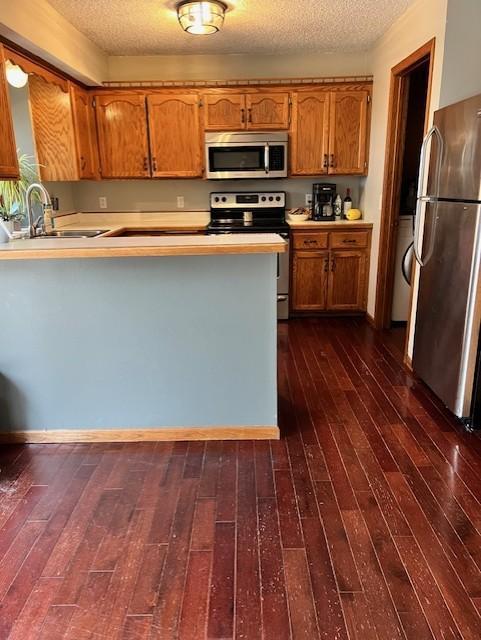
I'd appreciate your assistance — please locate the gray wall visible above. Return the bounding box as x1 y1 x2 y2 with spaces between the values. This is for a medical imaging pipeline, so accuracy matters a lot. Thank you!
0 254 278 431
57 177 364 213
439 0 481 108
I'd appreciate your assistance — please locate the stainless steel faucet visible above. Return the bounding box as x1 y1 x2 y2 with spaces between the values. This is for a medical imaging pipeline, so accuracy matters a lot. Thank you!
26 183 52 238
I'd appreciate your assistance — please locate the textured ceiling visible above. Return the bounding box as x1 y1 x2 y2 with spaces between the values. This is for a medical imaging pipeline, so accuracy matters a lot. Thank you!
47 0 412 56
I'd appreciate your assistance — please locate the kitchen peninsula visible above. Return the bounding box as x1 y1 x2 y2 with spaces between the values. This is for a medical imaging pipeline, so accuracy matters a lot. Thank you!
0 233 285 442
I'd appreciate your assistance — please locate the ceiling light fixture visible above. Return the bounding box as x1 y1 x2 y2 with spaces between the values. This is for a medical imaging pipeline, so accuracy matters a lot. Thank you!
177 1 227 35
5 60 28 88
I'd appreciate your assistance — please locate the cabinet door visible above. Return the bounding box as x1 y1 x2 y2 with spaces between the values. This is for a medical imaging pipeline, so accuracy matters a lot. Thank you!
246 92 290 130
95 93 150 178
203 93 246 131
0 47 19 179
70 84 99 180
328 90 369 175
291 250 329 312
29 75 79 181
147 94 202 177
327 250 368 311
290 92 329 176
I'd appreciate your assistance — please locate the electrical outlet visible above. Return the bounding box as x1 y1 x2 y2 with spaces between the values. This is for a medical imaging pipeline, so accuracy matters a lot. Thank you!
177 196 185 209
305 193 312 206
99 196 107 209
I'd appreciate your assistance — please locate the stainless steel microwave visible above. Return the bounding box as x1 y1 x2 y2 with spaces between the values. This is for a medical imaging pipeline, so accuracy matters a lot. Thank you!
205 132 288 179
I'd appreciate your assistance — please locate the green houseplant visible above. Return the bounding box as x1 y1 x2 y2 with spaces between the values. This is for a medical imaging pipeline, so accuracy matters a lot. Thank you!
0 152 40 231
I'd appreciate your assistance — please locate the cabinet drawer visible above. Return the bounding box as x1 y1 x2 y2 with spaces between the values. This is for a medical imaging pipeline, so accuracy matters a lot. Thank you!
292 232 329 250
330 231 369 249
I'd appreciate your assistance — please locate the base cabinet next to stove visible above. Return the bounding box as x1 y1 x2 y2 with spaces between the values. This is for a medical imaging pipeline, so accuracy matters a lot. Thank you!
290 225 372 314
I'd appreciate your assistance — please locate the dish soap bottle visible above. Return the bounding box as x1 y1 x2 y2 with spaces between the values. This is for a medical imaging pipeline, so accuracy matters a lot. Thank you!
343 188 352 219
334 194 342 220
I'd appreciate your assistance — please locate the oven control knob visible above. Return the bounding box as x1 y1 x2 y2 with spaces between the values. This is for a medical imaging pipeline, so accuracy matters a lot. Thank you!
261 196 266 202
214 196 220 203
275 196 281 201
268 196 274 201
221 197 227 202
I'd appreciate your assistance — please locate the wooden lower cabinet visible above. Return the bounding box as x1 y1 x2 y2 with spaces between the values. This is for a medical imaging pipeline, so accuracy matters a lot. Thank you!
327 250 368 310
290 227 371 314
292 251 329 311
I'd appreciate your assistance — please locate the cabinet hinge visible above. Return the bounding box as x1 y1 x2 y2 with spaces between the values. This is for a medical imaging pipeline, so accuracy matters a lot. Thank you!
367 94 371 104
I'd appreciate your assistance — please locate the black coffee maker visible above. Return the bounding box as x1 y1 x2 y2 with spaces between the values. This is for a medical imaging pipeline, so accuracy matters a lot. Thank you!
312 183 336 221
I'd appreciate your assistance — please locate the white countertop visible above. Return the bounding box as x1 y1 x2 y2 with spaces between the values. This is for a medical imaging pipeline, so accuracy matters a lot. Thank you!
0 233 286 260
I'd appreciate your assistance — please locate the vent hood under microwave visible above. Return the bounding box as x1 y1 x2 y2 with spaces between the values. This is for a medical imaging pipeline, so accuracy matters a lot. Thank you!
205 132 288 180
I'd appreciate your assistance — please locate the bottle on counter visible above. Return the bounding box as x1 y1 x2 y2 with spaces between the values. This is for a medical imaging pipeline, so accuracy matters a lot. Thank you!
343 188 353 219
334 194 342 220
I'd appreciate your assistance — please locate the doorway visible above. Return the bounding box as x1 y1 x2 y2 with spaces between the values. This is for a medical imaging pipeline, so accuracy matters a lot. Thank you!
374 39 435 360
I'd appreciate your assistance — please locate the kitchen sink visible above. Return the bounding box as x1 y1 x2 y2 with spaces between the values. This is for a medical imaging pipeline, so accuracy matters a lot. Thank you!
33 229 108 238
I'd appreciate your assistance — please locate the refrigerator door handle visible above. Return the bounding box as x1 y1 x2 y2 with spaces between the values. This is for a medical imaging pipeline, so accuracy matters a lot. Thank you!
414 125 444 266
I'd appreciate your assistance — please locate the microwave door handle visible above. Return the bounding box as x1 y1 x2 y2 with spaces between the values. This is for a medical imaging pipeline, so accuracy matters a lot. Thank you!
414 125 443 266
264 143 269 174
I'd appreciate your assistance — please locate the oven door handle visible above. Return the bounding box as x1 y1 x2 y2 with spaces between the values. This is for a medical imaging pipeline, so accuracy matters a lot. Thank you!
264 143 269 174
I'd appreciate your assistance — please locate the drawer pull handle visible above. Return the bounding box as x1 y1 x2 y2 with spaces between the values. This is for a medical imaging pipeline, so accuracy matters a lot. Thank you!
241 108 245 123
342 239 357 244
323 154 328 168
331 259 336 271
324 258 329 272
330 154 335 168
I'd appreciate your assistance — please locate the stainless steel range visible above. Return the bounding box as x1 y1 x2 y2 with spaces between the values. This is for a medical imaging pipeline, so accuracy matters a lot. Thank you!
206 191 290 319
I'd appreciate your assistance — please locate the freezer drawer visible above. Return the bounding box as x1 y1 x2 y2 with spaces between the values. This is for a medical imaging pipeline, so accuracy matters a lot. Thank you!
413 201 481 417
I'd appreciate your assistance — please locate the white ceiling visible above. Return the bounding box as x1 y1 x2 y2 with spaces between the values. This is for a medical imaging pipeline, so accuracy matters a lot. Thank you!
47 0 412 56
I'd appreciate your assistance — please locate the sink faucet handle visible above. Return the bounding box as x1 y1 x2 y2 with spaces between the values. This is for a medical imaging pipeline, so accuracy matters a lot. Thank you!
32 215 45 236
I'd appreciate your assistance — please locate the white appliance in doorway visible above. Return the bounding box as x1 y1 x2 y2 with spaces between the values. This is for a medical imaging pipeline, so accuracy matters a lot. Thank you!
391 214 414 322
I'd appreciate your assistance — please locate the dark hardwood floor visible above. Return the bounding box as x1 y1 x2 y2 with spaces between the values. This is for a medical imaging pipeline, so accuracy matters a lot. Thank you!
1 317 481 639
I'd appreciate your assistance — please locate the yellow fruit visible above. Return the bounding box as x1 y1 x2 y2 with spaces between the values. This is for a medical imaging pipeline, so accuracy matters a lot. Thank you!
346 208 362 220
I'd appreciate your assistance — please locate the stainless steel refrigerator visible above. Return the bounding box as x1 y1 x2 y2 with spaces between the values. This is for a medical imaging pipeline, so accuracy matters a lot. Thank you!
413 93 481 429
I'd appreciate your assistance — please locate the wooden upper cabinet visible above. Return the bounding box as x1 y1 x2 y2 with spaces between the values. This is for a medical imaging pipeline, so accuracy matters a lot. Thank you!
203 93 246 131
327 250 368 311
94 93 150 178
29 74 79 181
290 92 329 176
147 94 202 178
0 47 19 179
70 84 99 180
328 90 369 175
291 250 329 311
246 92 290 130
